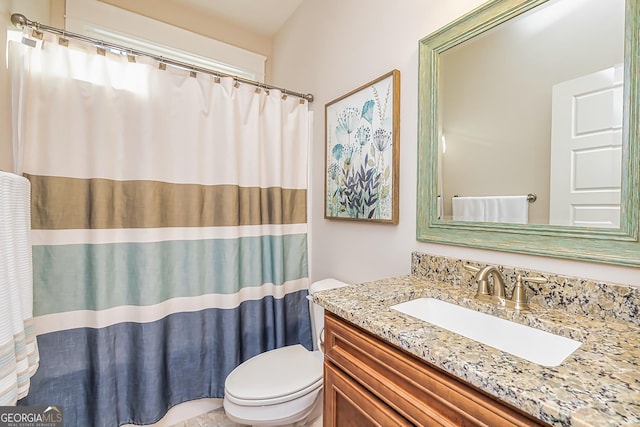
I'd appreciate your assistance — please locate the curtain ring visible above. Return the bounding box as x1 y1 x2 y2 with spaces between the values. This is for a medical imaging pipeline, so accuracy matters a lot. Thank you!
32 23 43 40
59 30 69 46
96 42 106 56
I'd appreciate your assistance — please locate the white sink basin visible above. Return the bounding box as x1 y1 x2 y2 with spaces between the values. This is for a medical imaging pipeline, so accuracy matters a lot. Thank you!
391 298 581 367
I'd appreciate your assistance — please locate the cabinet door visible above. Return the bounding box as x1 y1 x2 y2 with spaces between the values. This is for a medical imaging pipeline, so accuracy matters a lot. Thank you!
324 362 412 427
324 312 547 427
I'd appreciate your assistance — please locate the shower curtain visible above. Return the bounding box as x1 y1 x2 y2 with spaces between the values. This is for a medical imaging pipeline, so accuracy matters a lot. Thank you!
10 31 312 426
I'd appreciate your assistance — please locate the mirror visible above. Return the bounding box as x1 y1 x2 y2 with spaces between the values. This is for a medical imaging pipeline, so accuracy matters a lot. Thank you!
439 0 624 227
417 0 640 266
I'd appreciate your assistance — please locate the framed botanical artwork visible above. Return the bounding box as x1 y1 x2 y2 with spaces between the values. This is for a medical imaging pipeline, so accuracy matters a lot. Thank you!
325 70 400 223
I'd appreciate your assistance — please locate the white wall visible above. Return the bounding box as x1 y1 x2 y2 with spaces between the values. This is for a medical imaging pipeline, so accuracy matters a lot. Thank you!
97 0 273 60
65 0 266 82
271 0 640 286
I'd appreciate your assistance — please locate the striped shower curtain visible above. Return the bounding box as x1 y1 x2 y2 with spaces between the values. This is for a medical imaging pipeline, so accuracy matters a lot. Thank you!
10 31 311 426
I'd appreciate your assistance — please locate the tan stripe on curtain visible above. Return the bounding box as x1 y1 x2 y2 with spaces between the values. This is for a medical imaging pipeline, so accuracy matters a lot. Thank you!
26 174 307 230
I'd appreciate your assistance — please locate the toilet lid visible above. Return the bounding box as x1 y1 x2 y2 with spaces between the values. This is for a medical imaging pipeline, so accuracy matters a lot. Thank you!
224 344 323 406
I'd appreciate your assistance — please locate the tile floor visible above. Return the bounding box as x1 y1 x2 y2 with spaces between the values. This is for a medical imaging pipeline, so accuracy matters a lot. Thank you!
172 407 323 427
170 407 246 427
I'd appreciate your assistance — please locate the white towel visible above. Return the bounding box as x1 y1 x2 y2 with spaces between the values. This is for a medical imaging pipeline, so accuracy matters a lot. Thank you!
0 171 39 405
452 196 486 221
452 196 528 224
488 195 529 224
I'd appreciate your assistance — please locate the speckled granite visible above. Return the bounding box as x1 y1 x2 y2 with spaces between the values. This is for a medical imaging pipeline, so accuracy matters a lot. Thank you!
411 252 640 326
313 252 640 427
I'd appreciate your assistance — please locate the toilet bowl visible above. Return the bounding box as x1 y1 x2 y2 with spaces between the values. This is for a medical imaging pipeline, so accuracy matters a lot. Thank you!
223 279 350 426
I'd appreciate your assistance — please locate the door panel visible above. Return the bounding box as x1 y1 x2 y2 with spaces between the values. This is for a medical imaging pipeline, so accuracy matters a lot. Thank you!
549 65 623 227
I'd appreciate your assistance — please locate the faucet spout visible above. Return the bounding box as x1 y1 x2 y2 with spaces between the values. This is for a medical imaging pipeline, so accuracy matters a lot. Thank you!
475 266 506 302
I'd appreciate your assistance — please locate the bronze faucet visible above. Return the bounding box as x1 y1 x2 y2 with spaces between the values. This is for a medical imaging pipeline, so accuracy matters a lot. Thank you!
464 264 546 310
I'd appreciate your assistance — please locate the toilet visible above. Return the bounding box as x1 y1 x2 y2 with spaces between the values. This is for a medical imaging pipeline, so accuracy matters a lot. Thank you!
223 278 350 426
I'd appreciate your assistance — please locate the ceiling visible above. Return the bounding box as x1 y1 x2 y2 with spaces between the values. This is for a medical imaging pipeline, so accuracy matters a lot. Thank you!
167 0 304 36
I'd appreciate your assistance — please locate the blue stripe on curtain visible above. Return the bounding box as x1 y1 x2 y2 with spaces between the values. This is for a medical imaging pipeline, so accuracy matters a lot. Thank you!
19 291 312 426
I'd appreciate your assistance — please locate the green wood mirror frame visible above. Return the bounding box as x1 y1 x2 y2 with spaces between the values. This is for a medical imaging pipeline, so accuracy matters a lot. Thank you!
417 0 640 267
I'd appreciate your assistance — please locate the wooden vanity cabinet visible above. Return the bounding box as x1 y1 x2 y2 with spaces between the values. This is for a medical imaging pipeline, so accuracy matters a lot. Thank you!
323 312 548 427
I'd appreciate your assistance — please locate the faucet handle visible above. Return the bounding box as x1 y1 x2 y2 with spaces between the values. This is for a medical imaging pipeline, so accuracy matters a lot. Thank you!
463 264 481 273
463 264 487 296
508 274 547 310
519 275 547 285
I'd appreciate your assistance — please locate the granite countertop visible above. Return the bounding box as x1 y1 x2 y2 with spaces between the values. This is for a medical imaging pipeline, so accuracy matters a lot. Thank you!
312 275 640 427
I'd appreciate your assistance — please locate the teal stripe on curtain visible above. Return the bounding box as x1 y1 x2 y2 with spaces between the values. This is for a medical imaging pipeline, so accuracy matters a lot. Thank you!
32 233 308 316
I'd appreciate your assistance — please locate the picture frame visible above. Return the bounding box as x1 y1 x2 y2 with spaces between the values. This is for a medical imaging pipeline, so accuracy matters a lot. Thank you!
324 70 400 223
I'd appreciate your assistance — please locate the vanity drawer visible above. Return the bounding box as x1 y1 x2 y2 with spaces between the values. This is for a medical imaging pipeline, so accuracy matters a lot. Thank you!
323 312 547 427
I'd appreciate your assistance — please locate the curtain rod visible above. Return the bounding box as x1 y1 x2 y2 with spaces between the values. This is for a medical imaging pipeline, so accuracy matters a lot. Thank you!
10 13 314 103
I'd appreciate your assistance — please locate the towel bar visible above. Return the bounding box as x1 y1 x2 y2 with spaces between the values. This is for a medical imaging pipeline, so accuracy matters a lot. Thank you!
452 193 537 203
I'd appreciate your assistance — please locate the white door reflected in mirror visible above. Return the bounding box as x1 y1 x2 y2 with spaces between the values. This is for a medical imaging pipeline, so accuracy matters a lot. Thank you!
549 65 623 228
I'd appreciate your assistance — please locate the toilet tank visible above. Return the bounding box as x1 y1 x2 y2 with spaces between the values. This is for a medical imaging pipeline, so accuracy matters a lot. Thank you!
308 279 350 351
